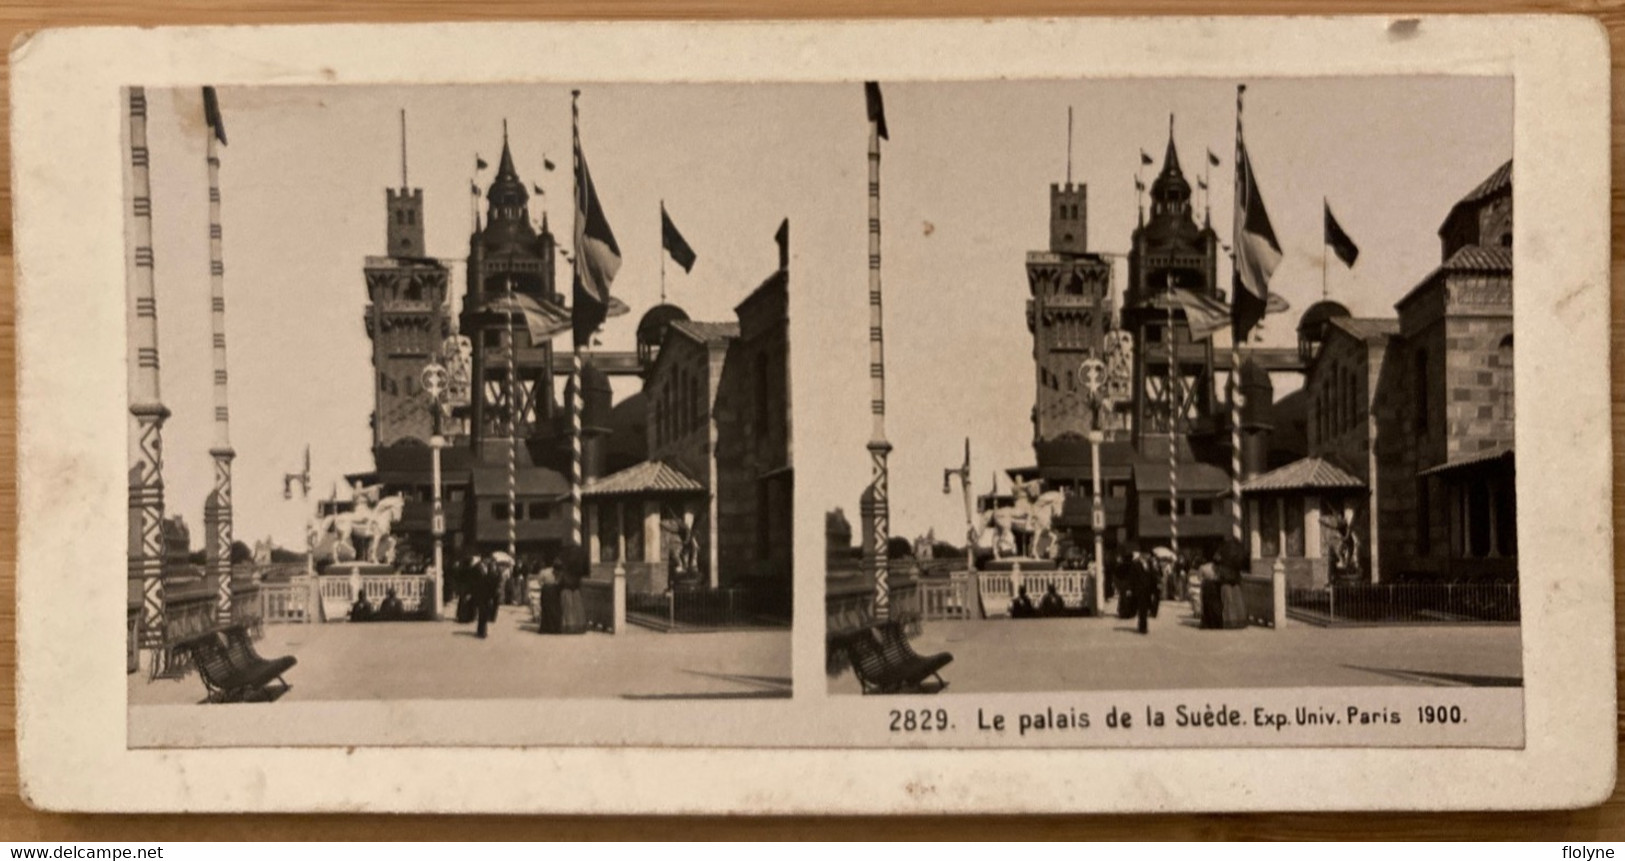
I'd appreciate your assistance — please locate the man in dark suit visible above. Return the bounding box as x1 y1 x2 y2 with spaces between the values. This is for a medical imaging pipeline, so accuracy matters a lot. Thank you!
1134 553 1160 635
473 556 501 639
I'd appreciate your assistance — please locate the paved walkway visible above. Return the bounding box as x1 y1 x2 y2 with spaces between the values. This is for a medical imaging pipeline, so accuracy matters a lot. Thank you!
829 601 1523 694
133 612 791 705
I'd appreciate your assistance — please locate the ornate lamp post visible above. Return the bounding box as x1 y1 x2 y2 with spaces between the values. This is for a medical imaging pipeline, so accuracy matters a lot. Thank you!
1079 353 1112 612
421 360 449 621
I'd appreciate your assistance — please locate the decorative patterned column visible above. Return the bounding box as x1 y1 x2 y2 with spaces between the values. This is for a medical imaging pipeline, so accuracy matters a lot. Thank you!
201 87 237 621
865 84 893 623
126 87 170 661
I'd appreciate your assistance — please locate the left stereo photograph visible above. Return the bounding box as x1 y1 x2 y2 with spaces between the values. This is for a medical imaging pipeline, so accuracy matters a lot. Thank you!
121 84 795 747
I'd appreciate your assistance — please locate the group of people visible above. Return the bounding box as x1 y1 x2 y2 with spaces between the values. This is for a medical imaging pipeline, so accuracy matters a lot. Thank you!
347 587 411 623
1106 538 1251 633
1009 584 1076 619
449 544 593 638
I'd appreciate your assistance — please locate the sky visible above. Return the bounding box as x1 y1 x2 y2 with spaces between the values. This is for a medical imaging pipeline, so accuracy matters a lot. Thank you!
137 76 1510 550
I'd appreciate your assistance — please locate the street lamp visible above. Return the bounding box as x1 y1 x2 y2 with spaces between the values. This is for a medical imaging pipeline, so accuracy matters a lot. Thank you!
421 360 449 621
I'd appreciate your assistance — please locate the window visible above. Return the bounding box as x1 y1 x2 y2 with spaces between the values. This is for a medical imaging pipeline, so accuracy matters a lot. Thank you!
1192 499 1214 516
598 506 619 563
755 360 771 436
1284 497 1305 557
1144 325 1163 344
492 503 510 521
484 329 502 349
1498 335 1514 423
624 506 644 563
1416 478 1431 556
1414 349 1430 434
1154 497 1186 517
1259 499 1281 557
527 502 551 520
1467 480 1491 558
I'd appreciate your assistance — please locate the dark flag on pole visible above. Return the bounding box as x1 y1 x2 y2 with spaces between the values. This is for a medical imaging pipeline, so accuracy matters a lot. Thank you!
1207 148 1221 167
476 155 489 171
1232 140 1283 342
573 147 622 349
1134 177 1146 192
1324 201 1360 267
1140 149 1154 166
202 86 227 145
661 203 697 273
864 81 888 140
532 183 545 197
470 180 479 195
543 157 556 171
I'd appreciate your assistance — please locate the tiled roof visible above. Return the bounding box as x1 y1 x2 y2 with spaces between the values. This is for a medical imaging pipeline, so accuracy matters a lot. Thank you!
1327 316 1400 344
1242 457 1365 493
669 320 740 345
1440 244 1512 274
1418 445 1514 477
1458 159 1512 206
583 460 705 497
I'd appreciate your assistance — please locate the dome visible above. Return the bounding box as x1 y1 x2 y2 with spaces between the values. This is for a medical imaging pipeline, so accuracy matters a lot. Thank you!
1297 300 1352 338
636 303 690 350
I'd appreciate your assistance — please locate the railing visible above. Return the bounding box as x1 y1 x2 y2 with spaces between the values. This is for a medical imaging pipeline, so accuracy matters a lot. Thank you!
625 586 787 632
918 575 974 621
826 585 875 636
1239 576 1276 628
1287 582 1520 624
317 574 432 620
976 569 1095 618
258 579 315 624
153 590 220 679
580 580 615 632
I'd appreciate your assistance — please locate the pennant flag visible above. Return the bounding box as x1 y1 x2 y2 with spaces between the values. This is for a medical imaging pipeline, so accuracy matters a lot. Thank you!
1166 288 1232 341
864 81 888 140
476 155 489 171
1134 177 1146 192
532 183 546 197
470 180 479 195
1207 148 1220 167
1140 149 1154 166
573 146 622 349
661 203 697 273
1266 292 1291 315
543 157 557 172
1197 178 1208 191
1232 140 1283 342
1324 200 1360 267
201 86 227 145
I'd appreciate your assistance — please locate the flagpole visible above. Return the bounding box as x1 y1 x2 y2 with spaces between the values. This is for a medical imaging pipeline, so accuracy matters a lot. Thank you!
203 89 236 623
659 202 667 304
1229 84 1245 549
570 90 584 550
1321 198 1329 300
865 84 893 624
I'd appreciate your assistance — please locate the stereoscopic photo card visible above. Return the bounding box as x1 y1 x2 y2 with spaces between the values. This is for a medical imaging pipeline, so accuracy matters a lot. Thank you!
11 16 1615 813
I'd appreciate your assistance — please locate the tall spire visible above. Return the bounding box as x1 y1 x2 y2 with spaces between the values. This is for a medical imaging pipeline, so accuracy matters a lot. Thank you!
1161 114 1183 179
399 108 408 189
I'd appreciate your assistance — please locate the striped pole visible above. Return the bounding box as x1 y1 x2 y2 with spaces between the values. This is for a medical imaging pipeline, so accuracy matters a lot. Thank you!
126 87 170 664
867 93 893 623
203 90 236 622
1229 84 1246 545
569 91 584 549
505 277 518 561
1167 283 1179 559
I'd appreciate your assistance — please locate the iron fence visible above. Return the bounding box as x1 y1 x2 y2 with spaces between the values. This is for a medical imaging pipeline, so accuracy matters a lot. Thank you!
626 586 788 632
1287 582 1520 624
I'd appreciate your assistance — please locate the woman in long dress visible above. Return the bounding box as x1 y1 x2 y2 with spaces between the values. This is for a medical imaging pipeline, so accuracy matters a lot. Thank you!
554 543 589 634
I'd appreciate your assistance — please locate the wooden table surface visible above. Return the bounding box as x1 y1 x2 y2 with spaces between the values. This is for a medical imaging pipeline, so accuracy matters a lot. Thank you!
1 0 1621 840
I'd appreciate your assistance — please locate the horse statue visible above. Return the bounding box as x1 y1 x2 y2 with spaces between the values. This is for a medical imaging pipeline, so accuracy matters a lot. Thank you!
317 486 407 565
978 477 1065 560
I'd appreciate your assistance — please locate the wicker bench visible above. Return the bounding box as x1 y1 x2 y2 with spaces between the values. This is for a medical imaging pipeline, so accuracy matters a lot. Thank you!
831 620 952 695
173 624 296 704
